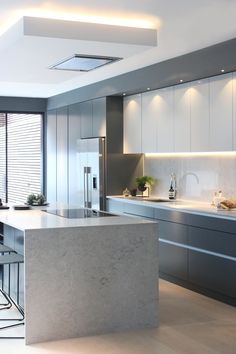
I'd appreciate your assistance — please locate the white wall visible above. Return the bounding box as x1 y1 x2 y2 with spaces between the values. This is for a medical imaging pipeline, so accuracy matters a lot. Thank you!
144 154 236 202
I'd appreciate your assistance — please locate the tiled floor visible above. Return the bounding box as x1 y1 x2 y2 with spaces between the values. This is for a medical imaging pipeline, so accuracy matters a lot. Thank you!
0 279 236 354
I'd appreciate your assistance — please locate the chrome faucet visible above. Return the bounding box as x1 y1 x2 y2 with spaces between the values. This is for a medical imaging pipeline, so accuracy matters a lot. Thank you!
182 172 199 184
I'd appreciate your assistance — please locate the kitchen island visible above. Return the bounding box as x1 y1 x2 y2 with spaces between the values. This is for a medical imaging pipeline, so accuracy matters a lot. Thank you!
0 207 158 344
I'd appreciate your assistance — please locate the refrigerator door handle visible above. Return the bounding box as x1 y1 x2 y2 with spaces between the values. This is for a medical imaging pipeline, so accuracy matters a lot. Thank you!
84 166 92 208
84 167 88 208
87 167 92 208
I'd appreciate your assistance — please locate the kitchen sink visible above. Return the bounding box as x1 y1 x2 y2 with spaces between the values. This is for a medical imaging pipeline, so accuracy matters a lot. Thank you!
143 198 173 203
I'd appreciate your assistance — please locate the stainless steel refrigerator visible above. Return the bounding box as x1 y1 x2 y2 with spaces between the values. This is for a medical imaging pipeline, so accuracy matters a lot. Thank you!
76 137 105 210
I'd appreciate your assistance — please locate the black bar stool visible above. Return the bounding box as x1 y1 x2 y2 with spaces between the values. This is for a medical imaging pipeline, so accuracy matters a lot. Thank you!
0 250 24 338
0 244 15 309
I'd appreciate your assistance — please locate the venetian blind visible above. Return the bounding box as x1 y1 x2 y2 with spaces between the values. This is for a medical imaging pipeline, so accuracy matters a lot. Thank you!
7 113 42 204
0 113 6 202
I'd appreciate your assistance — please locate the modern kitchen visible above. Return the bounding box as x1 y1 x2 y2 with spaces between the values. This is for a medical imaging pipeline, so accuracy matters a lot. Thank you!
0 1 236 354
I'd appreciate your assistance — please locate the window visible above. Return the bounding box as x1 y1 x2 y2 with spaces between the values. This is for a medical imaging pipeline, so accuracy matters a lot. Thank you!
0 113 43 204
0 114 6 202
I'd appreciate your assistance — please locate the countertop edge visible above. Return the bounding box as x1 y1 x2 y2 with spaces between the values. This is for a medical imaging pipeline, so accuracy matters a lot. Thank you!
107 196 236 221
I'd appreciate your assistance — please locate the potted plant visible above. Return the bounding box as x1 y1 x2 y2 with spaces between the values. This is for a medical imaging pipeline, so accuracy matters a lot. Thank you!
26 193 47 206
135 175 154 192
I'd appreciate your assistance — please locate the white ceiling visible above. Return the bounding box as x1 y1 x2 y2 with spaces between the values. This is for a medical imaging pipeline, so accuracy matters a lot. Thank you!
0 0 236 98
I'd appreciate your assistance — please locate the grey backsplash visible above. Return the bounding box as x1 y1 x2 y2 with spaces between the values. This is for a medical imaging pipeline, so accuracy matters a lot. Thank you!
144 155 236 202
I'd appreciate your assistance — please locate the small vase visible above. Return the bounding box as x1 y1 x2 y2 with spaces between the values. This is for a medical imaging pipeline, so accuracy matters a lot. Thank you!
130 188 137 196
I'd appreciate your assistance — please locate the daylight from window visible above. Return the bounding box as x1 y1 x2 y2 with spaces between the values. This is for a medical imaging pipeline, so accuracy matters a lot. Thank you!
0 113 42 204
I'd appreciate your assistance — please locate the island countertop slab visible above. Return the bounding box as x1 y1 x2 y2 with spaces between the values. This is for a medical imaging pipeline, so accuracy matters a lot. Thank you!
0 207 155 231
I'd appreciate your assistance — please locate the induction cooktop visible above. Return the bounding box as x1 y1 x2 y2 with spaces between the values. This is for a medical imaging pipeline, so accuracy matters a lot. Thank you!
43 208 118 219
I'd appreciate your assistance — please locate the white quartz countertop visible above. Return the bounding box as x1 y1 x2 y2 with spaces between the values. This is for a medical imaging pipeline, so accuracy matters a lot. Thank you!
107 196 236 221
0 205 155 231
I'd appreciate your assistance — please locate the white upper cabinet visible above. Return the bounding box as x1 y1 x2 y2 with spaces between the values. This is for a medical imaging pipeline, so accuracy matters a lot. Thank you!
123 94 142 153
174 83 191 152
156 87 174 152
209 73 233 151
141 90 158 152
123 72 235 154
190 79 210 152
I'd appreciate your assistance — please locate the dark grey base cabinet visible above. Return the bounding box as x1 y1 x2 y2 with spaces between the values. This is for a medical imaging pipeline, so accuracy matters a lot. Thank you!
189 251 236 299
159 242 188 281
107 198 236 306
159 220 188 281
158 212 236 306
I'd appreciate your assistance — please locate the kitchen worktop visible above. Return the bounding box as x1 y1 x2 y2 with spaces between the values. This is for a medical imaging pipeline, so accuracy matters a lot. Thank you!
0 204 154 231
107 196 236 221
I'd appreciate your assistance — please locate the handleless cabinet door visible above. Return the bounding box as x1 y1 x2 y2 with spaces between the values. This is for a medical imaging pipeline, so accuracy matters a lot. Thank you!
123 95 142 153
46 109 57 203
56 106 68 203
80 100 93 138
141 90 157 152
174 83 191 152
190 79 210 152
209 73 233 151
156 87 174 152
158 220 188 281
68 103 81 205
92 97 106 137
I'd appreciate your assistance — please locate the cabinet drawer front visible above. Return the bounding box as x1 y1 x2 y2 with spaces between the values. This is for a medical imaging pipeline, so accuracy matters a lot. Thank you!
189 250 236 298
188 214 236 233
159 220 188 244
189 226 236 258
159 242 188 281
124 203 154 218
154 208 189 224
106 199 124 214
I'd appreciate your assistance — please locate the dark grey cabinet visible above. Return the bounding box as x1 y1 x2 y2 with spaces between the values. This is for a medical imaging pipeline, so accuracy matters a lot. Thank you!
106 199 124 214
107 198 236 305
158 212 236 303
158 220 188 281
188 226 236 300
124 203 154 218
159 242 188 281
189 250 236 298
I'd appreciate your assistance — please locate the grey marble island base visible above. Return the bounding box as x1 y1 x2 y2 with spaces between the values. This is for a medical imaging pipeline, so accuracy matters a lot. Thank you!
24 221 158 344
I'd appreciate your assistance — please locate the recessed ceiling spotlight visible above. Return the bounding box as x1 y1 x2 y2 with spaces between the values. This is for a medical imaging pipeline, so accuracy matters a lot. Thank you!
147 87 150 90
221 69 225 73
180 79 183 83
123 93 126 96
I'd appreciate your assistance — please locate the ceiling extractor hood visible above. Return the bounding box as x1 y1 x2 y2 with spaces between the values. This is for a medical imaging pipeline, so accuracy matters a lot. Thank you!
49 54 122 72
